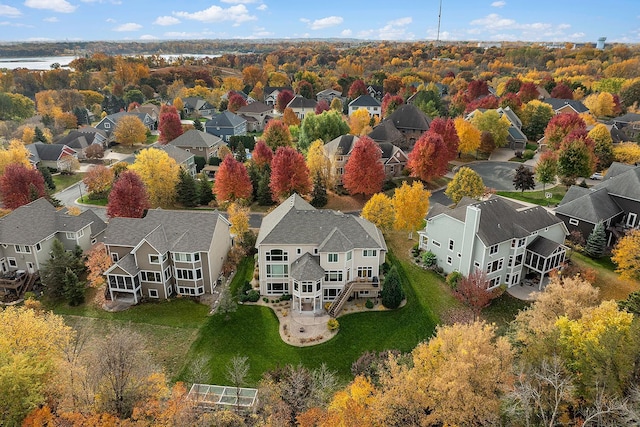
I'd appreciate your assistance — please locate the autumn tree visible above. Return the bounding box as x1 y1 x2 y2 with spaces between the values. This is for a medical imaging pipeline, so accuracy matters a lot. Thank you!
614 142 640 164
513 165 535 193
107 170 150 218
82 165 114 198
520 100 554 141
172 96 184 114
252 140 273 167
392 181 430 239
406 132 449 183
283 107 300 127
113 115 147 146
306 139 331 186
214 155 253 203
329 97 343 112
466 79 489 100
535 151 558 192
544 112 586 150
0 139 31 174
550 82 573 99
158 104 183 144
455 270 496 320
557 131 596 182
263 119 292 150
612 229 640 281
362 192 395 231
270 146 312 201
349 108 372 136
342 136 385 197
454 117 481 156
428 117 459 161
588 123 614 169
315 99 330 114
85 243 112 288
130 148 180 207
0 306 73 426
584 92 616 117
0 163 46 209
228 202 250 238
348 79 367 99
470 109 510 148
227 92 247 113
175 167 199 207
445 166 485 204
276 89 295 113
518 82 539 103
381 93 403 118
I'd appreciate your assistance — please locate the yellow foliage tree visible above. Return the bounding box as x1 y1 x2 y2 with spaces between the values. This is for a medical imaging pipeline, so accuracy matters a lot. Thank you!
306 139 332 186
22 126 35 144
130 148 180 207
583 92 615 117
228 202 250 237
579 111 597 126
222 77 244 91
0 306 74 426
0 139 32 174
392 181 430 238
172 97 184 115
35 90 62 117
114 115 147 146
283 107 300 126
362 193 395 231
612 229 640 282
445 166 485 204
454 117 481 155
349 108 371 136
321 376 376 426
614 142 640 164
470 110 511 148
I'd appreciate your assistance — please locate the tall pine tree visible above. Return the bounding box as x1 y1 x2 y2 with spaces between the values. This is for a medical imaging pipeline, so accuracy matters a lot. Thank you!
176 168 200 207
197 173 214 206
381 265 404 309
310 171 328 207
585 221 607 259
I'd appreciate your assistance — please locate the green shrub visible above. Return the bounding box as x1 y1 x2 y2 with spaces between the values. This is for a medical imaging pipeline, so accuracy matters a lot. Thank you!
446 271 463 290
422 251 437 267
246 290 260 302
280 293 292 301
23 291 36 301
263 297 269 303
381 265 404 309
365 299 374 309
522 149 535 160
327 318 340 331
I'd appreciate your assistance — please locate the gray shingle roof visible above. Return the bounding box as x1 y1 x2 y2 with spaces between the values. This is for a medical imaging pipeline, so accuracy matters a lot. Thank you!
148 143 194 164
170 129 224 149
555 187 622 224
387 104 431 131
368 119 404 143
290 253 324 282
257 194 386 251
26 142 72 162
324 135 359 157
79 209 107 237
594 164 640 201
205 111 246 128
527 235 564 257
287 95 317 109
0 198 94 245
558 185 591 206
543 98 589 114
348 94 381 108
111 253 139 276
104 209 227 253
237 101 271 114
613 113 640 126
603 162 635 180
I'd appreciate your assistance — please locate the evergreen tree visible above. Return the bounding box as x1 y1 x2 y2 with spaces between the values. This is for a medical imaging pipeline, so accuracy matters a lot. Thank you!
236 141 246 162
34 126 47 142
310 171 328 207
38 166 56 191
585 221 607 259
62 267 85 306
41 239 84 302
176 168 200 207
256 169 274 206
381 265 404 309
197 173 214 206
193 119 204 131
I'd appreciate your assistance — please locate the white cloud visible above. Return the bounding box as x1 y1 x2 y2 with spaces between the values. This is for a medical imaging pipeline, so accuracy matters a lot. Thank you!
140 34 158 40
470 13 550 32
154 16 180 26
569 32 585 38
491 1 506 7
174 5 256 24
105 17 115 22
24 0 76 13
257 4 267 11
0 5 21 17
0 20 31 27
299 18 310 23
43 16 58 22
113 22 142 31
164 30 215 38
341 29 352 37
220 0 257 3
377 16 413 40
309 16 343 30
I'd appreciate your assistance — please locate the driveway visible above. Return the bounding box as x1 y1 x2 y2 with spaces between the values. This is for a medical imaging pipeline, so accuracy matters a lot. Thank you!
460 161 543 192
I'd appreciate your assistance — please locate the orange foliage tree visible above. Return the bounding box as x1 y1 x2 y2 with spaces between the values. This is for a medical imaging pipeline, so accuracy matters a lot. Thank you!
213 155 253 203
342 136 385 197
269 146 312 201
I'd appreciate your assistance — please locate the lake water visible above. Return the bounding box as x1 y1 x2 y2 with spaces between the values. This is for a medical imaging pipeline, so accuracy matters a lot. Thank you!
0 54 220 70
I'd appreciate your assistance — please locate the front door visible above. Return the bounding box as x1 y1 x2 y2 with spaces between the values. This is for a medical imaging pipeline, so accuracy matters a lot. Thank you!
511 273 520 286
26 262 35 274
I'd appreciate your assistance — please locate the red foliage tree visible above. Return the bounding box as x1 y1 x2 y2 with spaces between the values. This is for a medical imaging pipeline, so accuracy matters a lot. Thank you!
348 79 367 99
550 82 574 99
0 164 46 209
342 136 385 197
276 89 295 113
381 93 404 118
544 112 587 150
158 104 183 144
407 131 449 182
315 99 330 115
466 79 489 100
252 140 273 168
213 155 253 203
106 170 150 218
227 93 247 113
465 95 499 113
612 94 623 116
428 117 459 161
518 82 539 103
127 102 140 112
269 146 311 201
454 270 496 321
499 92 522 112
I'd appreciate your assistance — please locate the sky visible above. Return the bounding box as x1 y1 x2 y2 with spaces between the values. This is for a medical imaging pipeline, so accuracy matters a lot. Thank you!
0 0 638 44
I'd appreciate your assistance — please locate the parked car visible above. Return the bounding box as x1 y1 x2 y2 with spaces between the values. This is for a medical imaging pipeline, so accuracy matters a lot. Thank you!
590 172 604 180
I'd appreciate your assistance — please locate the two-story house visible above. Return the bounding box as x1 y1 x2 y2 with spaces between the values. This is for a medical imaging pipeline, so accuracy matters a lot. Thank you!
182 97 216 117
205 111 247 142
264 86 292 107
236 102 273 132
256 194 387 315
369 104 431 152
348 95 381 117
555 162 640 246
419 196 568 290
95 112 156 136
168 129 227 161
543 98 589 115
286 95 317 120
0 198 105 276
103 209 232 303
316 88 343 105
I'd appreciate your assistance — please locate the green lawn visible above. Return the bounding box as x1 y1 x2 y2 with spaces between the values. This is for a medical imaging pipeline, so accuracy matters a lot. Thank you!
179 252 450 386
78 195 108 206
497 185 567 206
53 172 84 192
570 252 640 301
482 293 530 335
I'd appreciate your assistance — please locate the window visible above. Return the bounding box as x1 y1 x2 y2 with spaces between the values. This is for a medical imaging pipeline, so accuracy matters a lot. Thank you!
474 261 481 269
297 248 301 254
489 244 499 255
569 218 579 226
324 288 339 299
8 258 16 267
266 264 288 278
175 269 194 280
266 249 288 262
294 282 299 291
267 283 288 293
432 240 441 248
173 252 199 262
148 289 159 298
140 271 162 282
104 122 110 129
196 268 202 279
514 254 523 266
111 253 119 262
336 167 343 175
446 256 452 265
627 213 638 227
487 277 501 289
77 229 84 238
302 283 314 293
162 253 168 262
324 271 343 282
65 232 76 240
314 248 318 254
346 251 352 261
363 249 377 257
164 266 172 280
36 243 41 251
328 253 338 263
448 239 454 251
357 267 373 278
518 238 526 248
486 258 504 273
149 254 160 264
457 252 462 258
15 245 31 253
